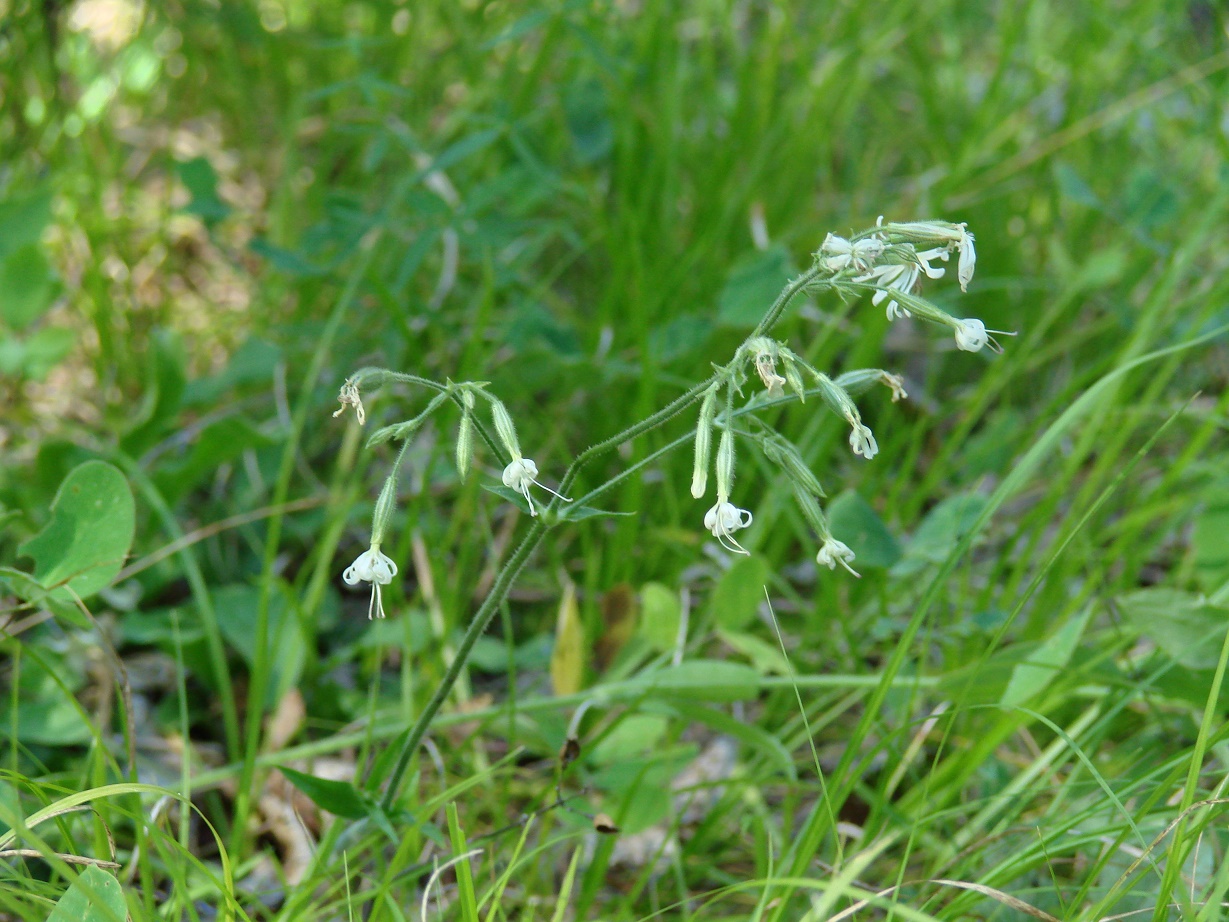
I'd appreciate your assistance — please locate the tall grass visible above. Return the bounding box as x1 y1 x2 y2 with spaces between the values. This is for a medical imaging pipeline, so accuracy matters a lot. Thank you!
1 1 1228 919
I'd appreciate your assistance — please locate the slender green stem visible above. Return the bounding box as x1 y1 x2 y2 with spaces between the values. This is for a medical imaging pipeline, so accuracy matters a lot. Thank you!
753 266 823 337
374 264 827 811
378 519 547 812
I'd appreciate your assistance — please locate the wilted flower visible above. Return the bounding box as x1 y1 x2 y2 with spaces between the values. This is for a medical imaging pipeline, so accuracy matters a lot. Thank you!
882 372 908 403
333 378 366 425
343 545 398 619
704 500 754 555
753 348 787 396
503 456 571 516
816 537 860 577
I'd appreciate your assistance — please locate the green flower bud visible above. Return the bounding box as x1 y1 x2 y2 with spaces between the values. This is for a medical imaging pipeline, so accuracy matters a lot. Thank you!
371 473 398 546
691 388 718 499
489 397 521 460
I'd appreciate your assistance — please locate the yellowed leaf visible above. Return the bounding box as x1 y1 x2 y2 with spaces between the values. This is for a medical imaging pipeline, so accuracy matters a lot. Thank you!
551 581 585 696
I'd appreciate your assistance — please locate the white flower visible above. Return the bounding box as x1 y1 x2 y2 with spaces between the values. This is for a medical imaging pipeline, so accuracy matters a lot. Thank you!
343 545 398 619
704 500 754 555
915 246 949 279
816 537 860 577
821 234 884 273
953 318 987 351
956 227 976 292
848 419 878 459
953 317 1013 354
502 456 571 517
859 263 918 320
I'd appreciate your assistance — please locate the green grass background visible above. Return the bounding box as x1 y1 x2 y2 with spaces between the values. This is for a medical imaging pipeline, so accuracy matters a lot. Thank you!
2 0 1229 919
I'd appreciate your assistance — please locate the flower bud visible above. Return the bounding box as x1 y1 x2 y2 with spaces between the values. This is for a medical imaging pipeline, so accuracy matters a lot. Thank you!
489 397 522 460
371 473 398 546
691 388 717 498
716 429 735 500
781 352 807 402
456 412 474 481
773 438 825 498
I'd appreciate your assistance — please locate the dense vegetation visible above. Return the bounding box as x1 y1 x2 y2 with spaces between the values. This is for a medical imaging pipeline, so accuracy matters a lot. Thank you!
2 1 1228 919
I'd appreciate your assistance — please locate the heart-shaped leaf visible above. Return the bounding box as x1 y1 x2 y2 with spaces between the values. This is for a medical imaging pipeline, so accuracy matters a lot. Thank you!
47 866 127 922
18 461 135 601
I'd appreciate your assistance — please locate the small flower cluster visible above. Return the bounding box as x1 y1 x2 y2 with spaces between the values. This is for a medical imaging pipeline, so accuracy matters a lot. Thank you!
333 373 571 617
688 218 1008 574
818 219 1012 353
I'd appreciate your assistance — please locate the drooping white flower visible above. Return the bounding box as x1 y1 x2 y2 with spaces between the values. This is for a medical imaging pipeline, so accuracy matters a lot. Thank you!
502 456 571 517
343 545 398 619
953 317 1014 354
816 537 860 577
954 318 988 351
704 500 754 555
956 227 976 292
848 419 878 459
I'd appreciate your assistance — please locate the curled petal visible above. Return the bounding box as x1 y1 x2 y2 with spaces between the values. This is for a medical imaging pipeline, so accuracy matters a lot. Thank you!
343 546 398 587
957 230 976 291
502 456 570 516
704 500 754 555
817 538 860 577
954 318 989 352
849 421 878 460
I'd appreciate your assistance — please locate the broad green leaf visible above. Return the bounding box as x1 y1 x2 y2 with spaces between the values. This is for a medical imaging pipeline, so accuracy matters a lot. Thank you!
0 243 59 330
892 492 988 578
0 187 53 261
47 866 127 922
177 156 231 223
638 582 681 652
709 555 770 630
1001 606 1092 708
718 629 793 676
551 583 585 696
627 660 760 702
1 325 75 381
18 461 135 602
717 244 797 327
565 78 613 163
278 766 369 820
1119 588 1229 669
9 697 94 746
827 490 901 569
1193 483 1229 593
592 714 670 763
